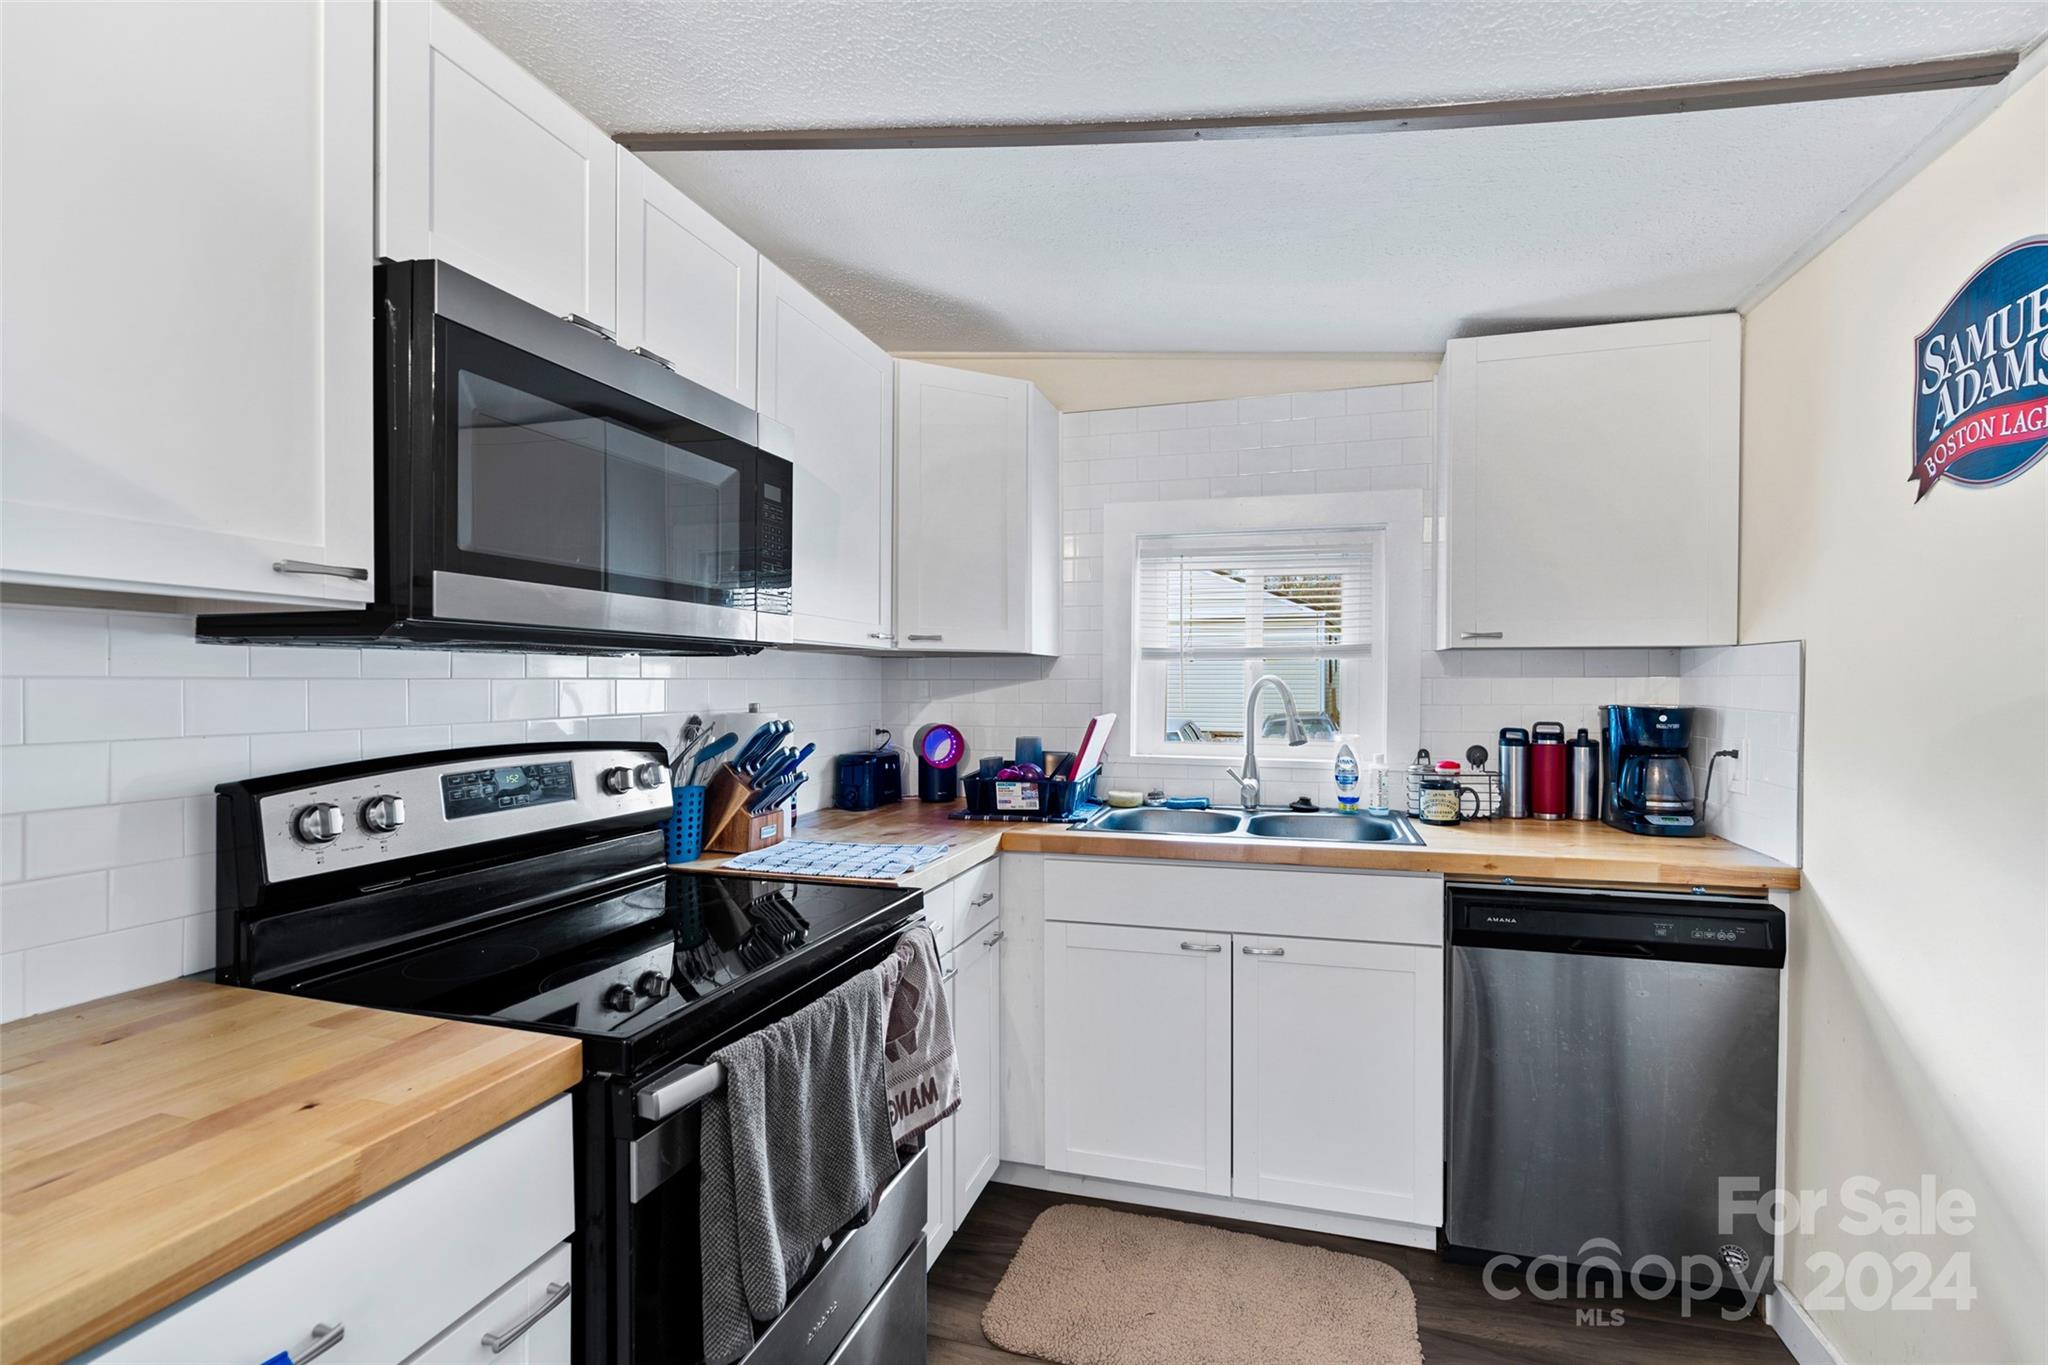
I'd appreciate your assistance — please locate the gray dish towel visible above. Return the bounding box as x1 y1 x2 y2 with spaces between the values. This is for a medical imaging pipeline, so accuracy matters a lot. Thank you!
700 965 899 1365
877 925 960 1145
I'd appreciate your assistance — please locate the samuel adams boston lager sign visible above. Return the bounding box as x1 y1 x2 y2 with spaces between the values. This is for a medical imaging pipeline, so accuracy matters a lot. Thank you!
1912 236 2048 501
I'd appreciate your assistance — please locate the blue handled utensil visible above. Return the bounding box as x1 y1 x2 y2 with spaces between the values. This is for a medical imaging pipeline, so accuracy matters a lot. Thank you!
685 732 737 786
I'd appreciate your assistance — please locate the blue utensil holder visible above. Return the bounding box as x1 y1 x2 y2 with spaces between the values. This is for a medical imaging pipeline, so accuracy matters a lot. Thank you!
666 785 707 865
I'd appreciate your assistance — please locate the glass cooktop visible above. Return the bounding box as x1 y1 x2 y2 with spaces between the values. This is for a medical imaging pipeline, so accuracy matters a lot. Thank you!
295 871 917 1071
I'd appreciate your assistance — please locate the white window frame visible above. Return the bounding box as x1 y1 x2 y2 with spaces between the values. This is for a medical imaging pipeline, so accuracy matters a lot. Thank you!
1105 492 1423 769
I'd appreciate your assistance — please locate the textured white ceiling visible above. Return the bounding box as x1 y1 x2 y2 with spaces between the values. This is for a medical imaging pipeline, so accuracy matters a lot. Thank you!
447 1 2048 133
446 0 2048 352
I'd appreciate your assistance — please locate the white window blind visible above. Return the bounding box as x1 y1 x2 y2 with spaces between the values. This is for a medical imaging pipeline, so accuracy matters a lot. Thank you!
1136 530 1375 742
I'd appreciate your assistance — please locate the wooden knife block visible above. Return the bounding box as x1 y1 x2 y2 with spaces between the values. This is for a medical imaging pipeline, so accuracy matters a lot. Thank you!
703 765 789 854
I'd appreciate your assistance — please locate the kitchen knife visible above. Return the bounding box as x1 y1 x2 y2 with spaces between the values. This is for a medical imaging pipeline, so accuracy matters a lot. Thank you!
685 732 737 786
733 722 779 773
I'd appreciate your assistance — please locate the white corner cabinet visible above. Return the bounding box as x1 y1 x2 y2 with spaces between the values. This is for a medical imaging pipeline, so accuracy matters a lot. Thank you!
919 859 1005 1267
0 0 376 606
380 1 617 333
758 260 898 649
87 1099 573 1364
1040 859 1445 1230
895 361 1061 655
1436 314 1740 650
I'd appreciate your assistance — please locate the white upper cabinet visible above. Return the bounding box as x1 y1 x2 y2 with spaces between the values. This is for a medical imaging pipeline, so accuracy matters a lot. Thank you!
1437 315 1740 649
0 0 375 605
616 151 758 407
895 362 1061 654
757 260 896 648
1232 936 1443 1226
380 2 618 331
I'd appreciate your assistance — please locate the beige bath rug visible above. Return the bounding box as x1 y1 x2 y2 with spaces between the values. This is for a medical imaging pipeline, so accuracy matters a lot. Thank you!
982 1203 1424 1365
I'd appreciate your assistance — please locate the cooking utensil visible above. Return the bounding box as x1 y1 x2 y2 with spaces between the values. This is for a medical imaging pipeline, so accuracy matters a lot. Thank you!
670 715 703 766
685 732 736 786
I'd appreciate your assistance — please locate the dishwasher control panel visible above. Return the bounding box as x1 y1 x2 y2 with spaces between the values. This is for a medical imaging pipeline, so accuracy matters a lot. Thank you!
1452 891 1784 966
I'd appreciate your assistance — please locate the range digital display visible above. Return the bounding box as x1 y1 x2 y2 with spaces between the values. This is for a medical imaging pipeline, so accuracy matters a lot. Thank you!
442 762 575 819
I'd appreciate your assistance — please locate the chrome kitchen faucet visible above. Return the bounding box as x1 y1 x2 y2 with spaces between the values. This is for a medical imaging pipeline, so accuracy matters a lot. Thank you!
1227 674 1308 810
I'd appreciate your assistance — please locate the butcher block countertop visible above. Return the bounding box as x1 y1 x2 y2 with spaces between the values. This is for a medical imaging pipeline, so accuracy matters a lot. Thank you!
678 800 1799 893
0 980 582 1365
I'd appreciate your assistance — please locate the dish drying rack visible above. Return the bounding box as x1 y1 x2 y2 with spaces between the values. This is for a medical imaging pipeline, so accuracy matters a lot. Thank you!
1400 767 1503 820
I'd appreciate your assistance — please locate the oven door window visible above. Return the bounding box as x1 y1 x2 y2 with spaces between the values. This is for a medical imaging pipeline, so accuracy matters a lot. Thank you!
440 322 758 612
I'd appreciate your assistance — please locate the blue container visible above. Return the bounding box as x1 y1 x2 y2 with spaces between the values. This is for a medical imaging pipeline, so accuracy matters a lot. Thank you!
665 785 707 864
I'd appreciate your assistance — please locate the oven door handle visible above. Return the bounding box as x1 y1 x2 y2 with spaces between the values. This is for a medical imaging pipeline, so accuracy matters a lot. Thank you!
636 1061 724 1122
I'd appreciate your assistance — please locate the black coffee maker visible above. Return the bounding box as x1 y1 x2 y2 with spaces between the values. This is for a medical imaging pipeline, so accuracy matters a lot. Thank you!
1599 705 1700 837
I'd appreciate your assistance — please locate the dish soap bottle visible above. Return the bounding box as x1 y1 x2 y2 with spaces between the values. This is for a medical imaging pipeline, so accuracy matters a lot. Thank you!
1334 742 1361 810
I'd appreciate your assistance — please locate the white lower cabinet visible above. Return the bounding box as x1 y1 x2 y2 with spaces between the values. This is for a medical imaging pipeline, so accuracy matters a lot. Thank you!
950 923 1004 1218
1043 922 1233 1196
1232 935 1443 1225
1040 864 1447 1230
404 1241 573 1365
923 1107 955 1268
88 1098 573 1364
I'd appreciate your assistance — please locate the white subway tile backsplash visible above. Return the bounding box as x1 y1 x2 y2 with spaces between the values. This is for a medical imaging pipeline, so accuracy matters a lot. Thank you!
3 742 112 813
108 853 213 929
251 729 362 773
185 680 307 736
450 720 528 747
21 800 183 880
23 678 183 743
0 951 22 1023
408 679 490 725
559 680 615 717
0 816 21 882
525 654 589 678
451 651 527 678
359 649 453 678
308 679 409 730
23 920 182 1016
0 679 19 745
249 646 362 678
2 871 109 953
360 724 453 759
491 679 559 721
110 736 249 802
109 613 249 677
1 607 108 675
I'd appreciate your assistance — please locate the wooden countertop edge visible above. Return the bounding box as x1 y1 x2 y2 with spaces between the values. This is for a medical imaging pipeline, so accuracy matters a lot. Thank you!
0 995 583 1365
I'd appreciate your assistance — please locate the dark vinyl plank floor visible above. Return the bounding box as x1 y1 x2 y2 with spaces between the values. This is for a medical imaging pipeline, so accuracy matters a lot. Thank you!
928 1183 1792 1365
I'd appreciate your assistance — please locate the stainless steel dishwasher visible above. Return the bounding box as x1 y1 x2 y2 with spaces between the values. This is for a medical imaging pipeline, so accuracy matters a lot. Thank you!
1445 885 1784 1293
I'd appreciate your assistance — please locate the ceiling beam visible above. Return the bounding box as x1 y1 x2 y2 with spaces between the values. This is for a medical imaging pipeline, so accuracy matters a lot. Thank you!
617 52 2020 152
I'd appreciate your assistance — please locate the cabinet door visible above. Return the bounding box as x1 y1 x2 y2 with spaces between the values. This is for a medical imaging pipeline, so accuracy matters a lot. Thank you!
757 260 895 648
951 923 1003 1224
923 1112 953 1269
1232 936 1443 1225
380 2 617 331
1043 922 1231 1196
895 360 1031 652
1 0 373 605
616 151 758 407
1439 315 1739 649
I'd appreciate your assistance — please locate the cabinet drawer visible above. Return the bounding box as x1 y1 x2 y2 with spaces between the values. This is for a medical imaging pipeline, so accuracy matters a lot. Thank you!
1044 857 1442 947
89 1098 573 1364
954 859 1001 941
403 1242 572 1365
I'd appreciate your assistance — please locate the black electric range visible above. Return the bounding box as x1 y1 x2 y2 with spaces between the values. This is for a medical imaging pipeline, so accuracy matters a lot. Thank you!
215 741 927 1365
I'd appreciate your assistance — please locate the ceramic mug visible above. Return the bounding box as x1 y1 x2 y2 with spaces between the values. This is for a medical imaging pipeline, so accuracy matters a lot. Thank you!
1418 777 1481 826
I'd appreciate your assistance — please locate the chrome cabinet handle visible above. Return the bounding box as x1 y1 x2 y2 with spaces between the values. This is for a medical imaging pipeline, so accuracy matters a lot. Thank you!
905 633 944 642
1242 945 1286 957
561 312 616 341
1460 631 1504 640
482 1280 571 1354
295 1322 345 1363
632 345 675 370
970 892 994 907
1180 940 1223 953
274 559 368 581
981 929 1005 946
867 632 896 641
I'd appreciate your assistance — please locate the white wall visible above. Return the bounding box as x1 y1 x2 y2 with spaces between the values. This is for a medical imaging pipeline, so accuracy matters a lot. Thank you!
0 605 885 1020
1740 64 2047 1365
890 353 1439 413
887 380 1688 808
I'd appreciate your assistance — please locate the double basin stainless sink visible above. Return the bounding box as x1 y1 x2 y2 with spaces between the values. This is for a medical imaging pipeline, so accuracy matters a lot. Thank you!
1079 805 1425 845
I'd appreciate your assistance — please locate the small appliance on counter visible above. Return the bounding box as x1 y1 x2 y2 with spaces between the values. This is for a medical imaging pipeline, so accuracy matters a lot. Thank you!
915 723 966 802
834 732 904 811
1600 704 1701 837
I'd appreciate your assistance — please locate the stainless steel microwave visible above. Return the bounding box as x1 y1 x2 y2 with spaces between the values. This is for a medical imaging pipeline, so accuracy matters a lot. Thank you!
200 261 791 655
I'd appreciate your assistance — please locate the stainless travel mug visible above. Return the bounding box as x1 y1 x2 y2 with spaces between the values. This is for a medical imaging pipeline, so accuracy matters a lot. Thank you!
1567 727 1600 821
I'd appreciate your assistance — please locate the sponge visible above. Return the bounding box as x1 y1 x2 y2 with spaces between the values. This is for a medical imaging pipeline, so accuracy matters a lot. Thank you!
1103 790 1144 808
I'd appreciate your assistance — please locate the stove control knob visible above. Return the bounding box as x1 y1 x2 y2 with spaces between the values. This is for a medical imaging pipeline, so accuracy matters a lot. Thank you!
600 766 634 795
360 794 406 834
633 761 669 790
601 983 636 1012
635 970 671 1000
292 802 344 845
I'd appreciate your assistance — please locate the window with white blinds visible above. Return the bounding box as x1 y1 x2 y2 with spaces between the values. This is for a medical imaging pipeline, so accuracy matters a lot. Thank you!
1135 529 1379 749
